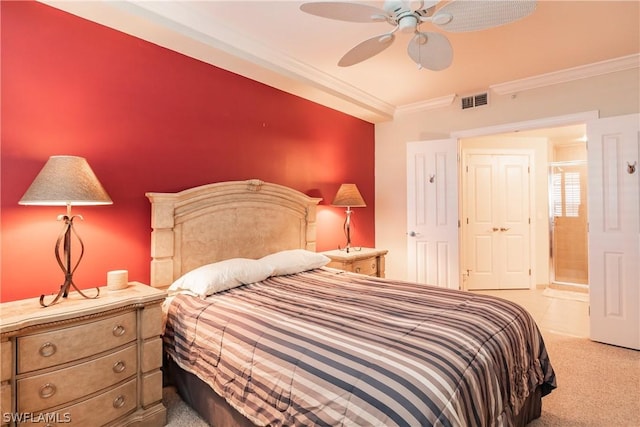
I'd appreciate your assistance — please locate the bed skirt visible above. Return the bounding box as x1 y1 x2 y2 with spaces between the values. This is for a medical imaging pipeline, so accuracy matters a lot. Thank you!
165 356 543 427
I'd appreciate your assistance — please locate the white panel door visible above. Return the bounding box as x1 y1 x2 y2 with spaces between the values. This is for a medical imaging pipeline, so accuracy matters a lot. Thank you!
588 114 639 350
407 139 459 289
464 153 532 290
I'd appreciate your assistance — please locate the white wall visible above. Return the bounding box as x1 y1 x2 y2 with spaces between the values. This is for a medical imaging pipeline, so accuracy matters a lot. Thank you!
375 68 640 281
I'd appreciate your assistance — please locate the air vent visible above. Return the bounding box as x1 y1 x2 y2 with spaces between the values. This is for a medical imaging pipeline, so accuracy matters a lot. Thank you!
461 92 489 110
474 92 488 106
461 96 474 109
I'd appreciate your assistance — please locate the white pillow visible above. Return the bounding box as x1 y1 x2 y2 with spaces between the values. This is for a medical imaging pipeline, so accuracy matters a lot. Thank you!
168 258 273 297
260 249 330 276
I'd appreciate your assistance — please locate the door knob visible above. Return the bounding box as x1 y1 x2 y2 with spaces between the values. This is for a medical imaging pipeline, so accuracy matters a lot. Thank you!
492 227 499 232
500 227 510 232
408 231 420 237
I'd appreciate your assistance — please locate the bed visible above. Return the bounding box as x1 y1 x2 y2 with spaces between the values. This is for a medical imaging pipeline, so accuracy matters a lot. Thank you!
147 179 556 427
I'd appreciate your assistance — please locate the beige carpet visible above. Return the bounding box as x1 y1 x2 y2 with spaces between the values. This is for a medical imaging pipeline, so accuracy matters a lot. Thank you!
163 385 208 426
163 333 640 426
529 332 640 427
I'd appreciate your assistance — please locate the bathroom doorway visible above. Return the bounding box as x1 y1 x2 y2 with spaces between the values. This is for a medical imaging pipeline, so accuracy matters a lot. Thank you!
549 140 588 290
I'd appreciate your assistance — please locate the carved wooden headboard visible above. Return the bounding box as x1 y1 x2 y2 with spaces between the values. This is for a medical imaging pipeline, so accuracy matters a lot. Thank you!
146 179 322 289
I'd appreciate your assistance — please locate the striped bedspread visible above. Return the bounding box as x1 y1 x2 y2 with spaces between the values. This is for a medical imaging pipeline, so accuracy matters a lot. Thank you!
164 268 556 426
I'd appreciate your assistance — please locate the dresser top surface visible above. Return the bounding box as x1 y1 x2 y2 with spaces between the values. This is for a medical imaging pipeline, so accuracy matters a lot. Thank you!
322 248 388 261
0 283 166 336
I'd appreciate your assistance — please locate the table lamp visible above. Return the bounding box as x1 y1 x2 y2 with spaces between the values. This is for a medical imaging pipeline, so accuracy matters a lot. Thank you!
19 155 113 307
332 183 366 253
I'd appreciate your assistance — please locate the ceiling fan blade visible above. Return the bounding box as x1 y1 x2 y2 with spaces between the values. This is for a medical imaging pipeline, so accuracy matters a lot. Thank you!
300 2 390 23
338 34 396 67
407 32 453 70
408 1 440 13
432 0 536 32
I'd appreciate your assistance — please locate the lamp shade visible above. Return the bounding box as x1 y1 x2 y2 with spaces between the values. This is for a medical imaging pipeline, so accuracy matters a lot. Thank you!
332 183 366 207
19 156 112 206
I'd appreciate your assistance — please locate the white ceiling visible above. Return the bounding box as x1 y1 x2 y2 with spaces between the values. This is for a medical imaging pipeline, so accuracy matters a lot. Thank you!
42 1 639 124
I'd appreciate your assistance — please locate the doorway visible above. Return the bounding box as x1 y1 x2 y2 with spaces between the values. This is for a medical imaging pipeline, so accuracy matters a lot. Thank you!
549 160 588 289
457 122 588 292
407 112 597 293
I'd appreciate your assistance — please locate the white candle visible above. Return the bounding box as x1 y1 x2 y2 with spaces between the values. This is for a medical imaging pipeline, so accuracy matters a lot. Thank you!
107 270 128 290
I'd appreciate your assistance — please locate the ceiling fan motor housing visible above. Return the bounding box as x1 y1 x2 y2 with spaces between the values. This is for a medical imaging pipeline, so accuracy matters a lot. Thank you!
384 0 433 34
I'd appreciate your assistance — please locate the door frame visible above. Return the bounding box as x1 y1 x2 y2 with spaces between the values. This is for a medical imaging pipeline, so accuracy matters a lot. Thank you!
407 111 600 289
450 111 599 287
451 111 599 140
405 110 600 290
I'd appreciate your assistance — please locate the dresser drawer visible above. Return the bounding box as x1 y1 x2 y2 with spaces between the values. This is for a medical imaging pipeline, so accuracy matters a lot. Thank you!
54 378 137 426
17 344 137 413
1 382 10 417
352 258 378 276
17 312 136 373
1 340 11 381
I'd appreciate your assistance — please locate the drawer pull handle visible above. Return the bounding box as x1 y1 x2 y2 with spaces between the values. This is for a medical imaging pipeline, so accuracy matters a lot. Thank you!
39 383 56 399
39 342 57 357
113 395 126 409
112 325 126 337
113 361 126 373
355 267 361 273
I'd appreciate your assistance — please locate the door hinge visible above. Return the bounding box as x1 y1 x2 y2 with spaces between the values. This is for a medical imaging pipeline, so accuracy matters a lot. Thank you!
529 269 532 276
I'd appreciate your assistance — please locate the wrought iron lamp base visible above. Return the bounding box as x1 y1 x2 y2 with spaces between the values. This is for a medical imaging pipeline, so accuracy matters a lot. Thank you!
40 214 100 307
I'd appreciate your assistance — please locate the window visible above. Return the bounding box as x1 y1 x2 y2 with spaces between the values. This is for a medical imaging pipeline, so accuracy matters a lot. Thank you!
552 171 581 217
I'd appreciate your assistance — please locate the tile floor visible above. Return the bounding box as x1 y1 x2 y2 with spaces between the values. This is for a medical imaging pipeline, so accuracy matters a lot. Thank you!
472 288 590 338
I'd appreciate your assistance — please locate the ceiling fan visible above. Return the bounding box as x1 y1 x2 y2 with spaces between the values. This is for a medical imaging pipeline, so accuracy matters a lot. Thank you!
300 0 537 70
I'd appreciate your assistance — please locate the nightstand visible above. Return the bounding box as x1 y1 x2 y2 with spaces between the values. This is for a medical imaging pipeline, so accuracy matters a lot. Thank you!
0 282 166 427
322 248 388 277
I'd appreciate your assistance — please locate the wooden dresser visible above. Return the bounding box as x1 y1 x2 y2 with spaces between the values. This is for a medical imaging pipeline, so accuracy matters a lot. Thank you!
0 283 166 427
322 248 388 277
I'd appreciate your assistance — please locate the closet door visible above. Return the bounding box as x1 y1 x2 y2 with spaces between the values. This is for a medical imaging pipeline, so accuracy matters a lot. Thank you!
464 152 532 290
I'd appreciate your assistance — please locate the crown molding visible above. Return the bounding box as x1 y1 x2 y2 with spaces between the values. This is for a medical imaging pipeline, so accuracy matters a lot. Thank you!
394 94 457 117
393 54 639 115
490 54 640 95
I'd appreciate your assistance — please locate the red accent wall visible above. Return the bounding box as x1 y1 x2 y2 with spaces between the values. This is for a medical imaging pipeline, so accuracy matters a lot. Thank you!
0 1 375 302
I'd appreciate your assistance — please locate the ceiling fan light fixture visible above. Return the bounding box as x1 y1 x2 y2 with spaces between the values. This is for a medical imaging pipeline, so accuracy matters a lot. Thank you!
399 15 418 33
